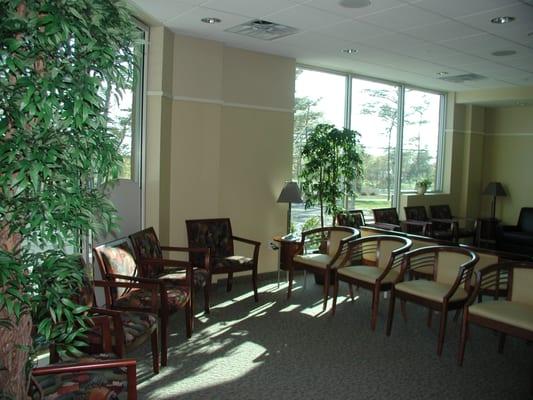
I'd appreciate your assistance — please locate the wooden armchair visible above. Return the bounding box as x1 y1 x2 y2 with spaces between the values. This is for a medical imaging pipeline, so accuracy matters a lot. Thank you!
129 227 211 313
429 204 477 243
31 314 138 399
458 261 533 393
371 207 402 231
403 206 435 237
336 209 366 228
290 226 359 310
185 218 261 302
386 246 478 355
333 235 412 330
93 237 193 367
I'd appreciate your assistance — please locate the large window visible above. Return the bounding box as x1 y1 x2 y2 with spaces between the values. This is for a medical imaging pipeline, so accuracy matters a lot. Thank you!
292 67 445 230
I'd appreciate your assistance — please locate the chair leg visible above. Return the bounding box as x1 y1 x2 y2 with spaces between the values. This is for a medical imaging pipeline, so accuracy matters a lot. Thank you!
287 266 294 299
203 278 211 314
437 304 448 356
322 269 330 311
185 300 193 339
252 269 259 302
400 299 407 322
348 284 354 300
386 289 396 336
458 309 468 366
160 314 168 367
498 332 507 354
371 287 380 331
151 330 160 373
332 272 339 316
427 309 433 328
227 272 233 292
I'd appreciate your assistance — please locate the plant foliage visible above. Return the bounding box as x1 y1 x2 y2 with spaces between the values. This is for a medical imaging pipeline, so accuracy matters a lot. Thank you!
0 0 139 371
299 124 364 227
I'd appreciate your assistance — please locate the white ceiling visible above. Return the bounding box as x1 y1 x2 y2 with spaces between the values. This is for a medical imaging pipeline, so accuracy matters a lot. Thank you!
128 0 533 93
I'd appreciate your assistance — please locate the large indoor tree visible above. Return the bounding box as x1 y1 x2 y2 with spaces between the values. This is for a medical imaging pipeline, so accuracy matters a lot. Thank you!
300 123 364 227
0 0 138 397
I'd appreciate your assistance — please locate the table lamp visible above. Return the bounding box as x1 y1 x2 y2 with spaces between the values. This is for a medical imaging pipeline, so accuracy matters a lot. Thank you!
277 181 303 234
482 182 507 220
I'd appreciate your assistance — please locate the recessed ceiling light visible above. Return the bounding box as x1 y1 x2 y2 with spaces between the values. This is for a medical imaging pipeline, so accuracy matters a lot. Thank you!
490 16 515 24
339 0 371 8
437 72 448 76
201 17 221 24
491 50 517 56
342 48 359 54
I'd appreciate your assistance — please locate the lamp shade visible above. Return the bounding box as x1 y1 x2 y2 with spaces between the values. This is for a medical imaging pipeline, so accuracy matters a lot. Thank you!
482 182 507 197
277 182 303 203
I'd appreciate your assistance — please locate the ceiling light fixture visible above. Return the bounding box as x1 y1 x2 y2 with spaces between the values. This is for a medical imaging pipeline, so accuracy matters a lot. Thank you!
437 71 449 76
491 50 517 56
490 16 515 24
201 17 221 24
339 0 371 8
342 48 359 54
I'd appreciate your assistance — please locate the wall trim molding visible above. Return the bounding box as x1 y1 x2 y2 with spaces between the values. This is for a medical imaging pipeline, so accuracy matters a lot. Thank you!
486 132 533 137
446 128 533 137
446 129 485 136
147 91 293 113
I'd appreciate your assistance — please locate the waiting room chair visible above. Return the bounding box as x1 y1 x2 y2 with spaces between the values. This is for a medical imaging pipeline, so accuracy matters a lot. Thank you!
290 226 359 310
93 237 193 367
336 209 366 228
429 204 477 243
458 261 533 391
386 245 478 355
371 207 402 231
186 218 261 302
333 235 412 330
403 206 435 237
129 227 211 313
496 207 533 256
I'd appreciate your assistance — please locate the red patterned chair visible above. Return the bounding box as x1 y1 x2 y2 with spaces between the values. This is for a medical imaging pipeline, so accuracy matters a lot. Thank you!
129 227 211 313
93 237 193 367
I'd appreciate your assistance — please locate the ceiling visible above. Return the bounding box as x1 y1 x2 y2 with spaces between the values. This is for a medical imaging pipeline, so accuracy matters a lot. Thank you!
127 0 533 93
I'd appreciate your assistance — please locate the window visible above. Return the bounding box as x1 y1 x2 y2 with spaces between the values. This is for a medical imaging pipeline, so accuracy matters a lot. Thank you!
292 66 445 230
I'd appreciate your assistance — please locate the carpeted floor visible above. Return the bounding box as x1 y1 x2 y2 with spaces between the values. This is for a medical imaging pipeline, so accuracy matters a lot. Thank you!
133 273 532 399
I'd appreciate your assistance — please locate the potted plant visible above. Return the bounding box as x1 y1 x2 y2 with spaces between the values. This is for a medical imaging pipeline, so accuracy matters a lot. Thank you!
0 1 138 397
415 178 432 194
299 123 364 228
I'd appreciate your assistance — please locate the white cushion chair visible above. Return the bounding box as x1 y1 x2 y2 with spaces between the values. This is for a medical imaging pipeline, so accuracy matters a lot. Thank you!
386 245 478 356
332 235 412 330
458 261 533 396
289 226 359 311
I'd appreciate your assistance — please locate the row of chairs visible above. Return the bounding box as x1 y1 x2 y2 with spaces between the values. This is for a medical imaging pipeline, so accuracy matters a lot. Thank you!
337 204 477 243
288 225 533 391
32 219 261 398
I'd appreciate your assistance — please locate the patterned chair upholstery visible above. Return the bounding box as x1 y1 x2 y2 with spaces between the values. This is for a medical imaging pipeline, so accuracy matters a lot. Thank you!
371 208 402 231
129 227 211 313
403 206 434 237
93 237 193 367
31 355 137 400
186 218 261 302
336 209 366 228
429 204 477 243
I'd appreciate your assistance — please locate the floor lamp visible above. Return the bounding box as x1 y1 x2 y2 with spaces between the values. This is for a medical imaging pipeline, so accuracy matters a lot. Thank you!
277 182 303 234
483 182 507 220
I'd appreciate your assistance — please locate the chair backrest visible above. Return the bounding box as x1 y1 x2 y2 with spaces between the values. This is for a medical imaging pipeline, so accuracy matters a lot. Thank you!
129 227 164 277
372 207 400 225
404 206 428 221
476 261 533 306
336 210 366 228
435 247 477 285
93 237 138 297
512 265 533 306
429 204 453 219
517 207 533 234
328 228 356 257
186 218 234 265
352 235 412 269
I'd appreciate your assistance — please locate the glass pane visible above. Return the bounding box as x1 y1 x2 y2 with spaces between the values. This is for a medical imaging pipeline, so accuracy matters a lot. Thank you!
401 89 442 192
291 68 347 232
350 78 399 221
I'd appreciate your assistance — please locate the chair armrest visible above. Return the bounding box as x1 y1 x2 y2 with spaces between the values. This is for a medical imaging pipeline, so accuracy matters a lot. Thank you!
139 257 194 287
232 236 261 247
367 222 401 231
93 280 160 314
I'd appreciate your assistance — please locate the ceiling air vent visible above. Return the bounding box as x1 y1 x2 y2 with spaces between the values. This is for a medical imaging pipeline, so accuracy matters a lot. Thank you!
438 73 486 83
225 19 298 40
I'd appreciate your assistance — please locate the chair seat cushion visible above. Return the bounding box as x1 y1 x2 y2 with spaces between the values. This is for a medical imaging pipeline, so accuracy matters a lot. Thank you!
115 287 190 311
293 253 332 269
501 231 533 246
117 311 157 347
158 268 209 287
395 280 468 303
339 265 399 284
213 255 254 270
469 300 533 332
33 353 129 400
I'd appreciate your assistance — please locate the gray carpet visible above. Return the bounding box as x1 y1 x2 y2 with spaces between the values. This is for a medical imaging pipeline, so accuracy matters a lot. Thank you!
133 273 532 399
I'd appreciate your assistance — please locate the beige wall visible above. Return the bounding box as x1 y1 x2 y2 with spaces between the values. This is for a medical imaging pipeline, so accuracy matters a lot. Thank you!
146 31 295 272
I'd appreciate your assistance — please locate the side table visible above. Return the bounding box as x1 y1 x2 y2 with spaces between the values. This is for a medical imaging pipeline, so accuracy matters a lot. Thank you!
272 235 300 287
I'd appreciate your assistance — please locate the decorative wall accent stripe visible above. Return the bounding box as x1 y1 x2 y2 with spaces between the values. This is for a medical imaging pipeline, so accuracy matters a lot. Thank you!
146 91 293 113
